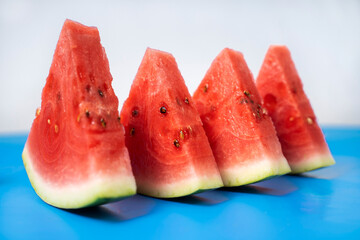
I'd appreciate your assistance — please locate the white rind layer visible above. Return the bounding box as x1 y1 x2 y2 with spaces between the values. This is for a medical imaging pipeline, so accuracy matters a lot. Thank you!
220 156 291 187
22 145 136 209
137 174 223 198
289 153 335 174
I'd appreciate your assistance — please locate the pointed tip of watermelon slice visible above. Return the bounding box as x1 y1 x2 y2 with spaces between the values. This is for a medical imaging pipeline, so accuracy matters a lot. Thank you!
221 157 291 187
288 154 335 174
143 47 177 65
63 19 98 32
22 146 137 209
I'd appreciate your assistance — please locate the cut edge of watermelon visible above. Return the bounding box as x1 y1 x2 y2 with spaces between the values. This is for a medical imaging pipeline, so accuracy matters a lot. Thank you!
289 153 335 174
22 145 137 209
137 175 223 198
220 156 291 187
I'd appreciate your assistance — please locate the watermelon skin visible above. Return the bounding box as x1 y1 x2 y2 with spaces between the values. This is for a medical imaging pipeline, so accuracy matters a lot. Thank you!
256 45 335 173
192 48 291 187
22 20 136 209
120 48 223 198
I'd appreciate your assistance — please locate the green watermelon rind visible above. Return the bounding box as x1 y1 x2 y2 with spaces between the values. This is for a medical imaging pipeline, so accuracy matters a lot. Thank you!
137 175 223 198
288 153 335 174
22 145 137 209
220 156 291 187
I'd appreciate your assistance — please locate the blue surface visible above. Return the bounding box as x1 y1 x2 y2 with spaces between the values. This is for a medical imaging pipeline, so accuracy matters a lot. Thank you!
1 127 360 239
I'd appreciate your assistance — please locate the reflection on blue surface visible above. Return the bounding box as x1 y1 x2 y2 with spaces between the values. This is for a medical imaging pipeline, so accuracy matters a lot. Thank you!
0 127 360 239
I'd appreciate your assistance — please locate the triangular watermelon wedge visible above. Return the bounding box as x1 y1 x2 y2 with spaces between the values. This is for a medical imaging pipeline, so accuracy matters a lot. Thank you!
256 45 335 173
193 48 291 187
120 48 223 198
22 20 136 209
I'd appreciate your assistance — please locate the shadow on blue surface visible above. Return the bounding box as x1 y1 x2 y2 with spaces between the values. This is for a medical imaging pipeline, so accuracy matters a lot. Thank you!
219 176 298 196
156 190 229 206
220 185 288 196
66 206 125 222
66 195 156 222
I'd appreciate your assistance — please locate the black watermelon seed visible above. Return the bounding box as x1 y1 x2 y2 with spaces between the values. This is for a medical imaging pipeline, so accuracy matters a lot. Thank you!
174 139 180 148
240 98 248 104
98 89 104 97
160 106 167 114
100 118 106 128
132 109 139 117
57 92 61 101
204 84 208 93
130 128 135 136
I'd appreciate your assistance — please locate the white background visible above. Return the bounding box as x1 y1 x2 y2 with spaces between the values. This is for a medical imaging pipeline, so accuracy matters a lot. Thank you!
1 0 359 133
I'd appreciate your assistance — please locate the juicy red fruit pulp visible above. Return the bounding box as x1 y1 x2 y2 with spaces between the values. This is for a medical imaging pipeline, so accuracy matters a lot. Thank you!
23 20 135 208
256 45 335 172
121 48 223 197
193 48 290 186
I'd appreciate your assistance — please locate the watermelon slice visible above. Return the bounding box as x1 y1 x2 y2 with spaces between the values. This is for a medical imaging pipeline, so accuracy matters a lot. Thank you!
22 20 136 209
120 48 223 198
256 45 335 173
192 48 291 187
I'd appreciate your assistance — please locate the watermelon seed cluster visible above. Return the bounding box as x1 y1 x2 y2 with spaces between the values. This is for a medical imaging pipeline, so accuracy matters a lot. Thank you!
77 109 90 122
253 105 263 120
173 97 193 148
238 90 268 121
159 104 180 147
173 126 194 149
240 90 254 105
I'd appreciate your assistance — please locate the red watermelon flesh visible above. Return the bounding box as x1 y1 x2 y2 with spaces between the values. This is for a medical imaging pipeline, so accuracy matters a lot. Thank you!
120 48 223 198
22 20 136 209
192 48 290 187
256 45 335 173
